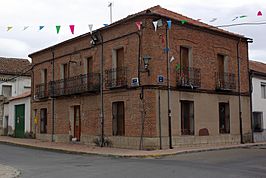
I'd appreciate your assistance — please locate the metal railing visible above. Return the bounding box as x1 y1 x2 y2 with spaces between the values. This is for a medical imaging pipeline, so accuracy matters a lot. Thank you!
105 67 127 88
176 67 201 88
215 72 236 90
35 83 48 99
49 73 100 97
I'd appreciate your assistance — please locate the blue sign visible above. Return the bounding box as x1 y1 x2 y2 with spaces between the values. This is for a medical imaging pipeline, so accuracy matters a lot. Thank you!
157 75 164 84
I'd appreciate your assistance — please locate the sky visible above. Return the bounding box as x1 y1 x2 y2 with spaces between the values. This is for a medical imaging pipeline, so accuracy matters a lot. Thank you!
0 0 265 62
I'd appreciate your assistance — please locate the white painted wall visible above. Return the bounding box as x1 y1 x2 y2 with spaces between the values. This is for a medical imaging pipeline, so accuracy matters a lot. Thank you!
6 96 31 135
0 75 31 98
252 77 266 129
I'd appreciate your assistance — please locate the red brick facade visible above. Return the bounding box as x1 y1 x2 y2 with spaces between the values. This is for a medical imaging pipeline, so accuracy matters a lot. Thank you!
29 6 252 149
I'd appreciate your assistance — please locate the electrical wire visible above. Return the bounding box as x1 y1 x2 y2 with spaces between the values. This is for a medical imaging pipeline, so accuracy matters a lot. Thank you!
215 21 266 28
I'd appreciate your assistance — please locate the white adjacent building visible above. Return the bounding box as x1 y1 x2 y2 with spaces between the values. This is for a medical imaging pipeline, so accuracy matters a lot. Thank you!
250 60 266 142
0 57 31 137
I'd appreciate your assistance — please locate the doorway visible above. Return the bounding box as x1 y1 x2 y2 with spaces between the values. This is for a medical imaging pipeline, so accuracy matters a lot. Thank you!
74 105 81 141
15 104 25 138
112 101 125 136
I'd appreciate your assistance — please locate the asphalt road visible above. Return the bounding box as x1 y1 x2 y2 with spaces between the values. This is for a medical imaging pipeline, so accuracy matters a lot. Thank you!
0 143 266 178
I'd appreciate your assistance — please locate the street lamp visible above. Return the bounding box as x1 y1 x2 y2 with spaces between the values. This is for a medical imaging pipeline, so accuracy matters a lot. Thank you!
143 55 151 76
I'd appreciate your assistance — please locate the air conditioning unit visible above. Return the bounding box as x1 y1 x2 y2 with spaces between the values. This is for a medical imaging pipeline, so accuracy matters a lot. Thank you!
131 77 139 87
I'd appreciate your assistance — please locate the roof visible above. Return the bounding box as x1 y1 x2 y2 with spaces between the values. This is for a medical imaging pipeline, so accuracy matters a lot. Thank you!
249 60 266 74
0 57 32 76
29 5 247 57
9 91 31 101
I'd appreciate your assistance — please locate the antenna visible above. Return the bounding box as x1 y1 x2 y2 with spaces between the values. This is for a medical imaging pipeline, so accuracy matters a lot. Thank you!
108 2 113 24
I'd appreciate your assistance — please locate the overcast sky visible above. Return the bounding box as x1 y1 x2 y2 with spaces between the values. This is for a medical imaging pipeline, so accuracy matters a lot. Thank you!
0 0 265 62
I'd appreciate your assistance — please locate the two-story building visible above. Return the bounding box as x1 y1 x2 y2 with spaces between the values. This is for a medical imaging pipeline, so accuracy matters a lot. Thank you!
29 6 252 149
0 57 31 137
250 60 266 142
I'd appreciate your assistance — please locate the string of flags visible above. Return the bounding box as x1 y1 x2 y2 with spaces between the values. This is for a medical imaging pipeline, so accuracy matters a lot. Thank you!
1 10 264 34
2 24 95 34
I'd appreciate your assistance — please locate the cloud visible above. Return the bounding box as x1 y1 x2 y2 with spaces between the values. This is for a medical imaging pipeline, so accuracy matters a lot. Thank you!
0 38 31 59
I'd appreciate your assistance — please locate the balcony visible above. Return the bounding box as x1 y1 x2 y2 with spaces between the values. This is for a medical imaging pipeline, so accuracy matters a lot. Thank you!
35 83 48 99
215 72 236 90
49 73 100 97
176 67 201 89
105 67 127 89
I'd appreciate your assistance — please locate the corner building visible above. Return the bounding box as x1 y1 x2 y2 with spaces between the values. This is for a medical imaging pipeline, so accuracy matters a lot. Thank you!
30 6 252 149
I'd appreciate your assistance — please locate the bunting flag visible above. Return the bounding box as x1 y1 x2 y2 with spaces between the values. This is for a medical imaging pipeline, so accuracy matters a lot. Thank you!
23 26 29 31
167 20 172 29
135 21 142 30
39 26 44 31
160 33 165 45
209 18 217 22
197 19 201 21
7 26 13 31
232 16 238 21
239 15 247 18
157 19 163 27
257 11 262 16
88 24 93 34
170 56 175 63
103 24 108 27
163 48 170 53
69 25 75 34
56 25 61 34
153 20 158 31
181 20 187 24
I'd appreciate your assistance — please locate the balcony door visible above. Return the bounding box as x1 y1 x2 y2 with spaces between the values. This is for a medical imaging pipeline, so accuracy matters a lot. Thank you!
180 47 190 86
87 57 93 90
112 48 124 86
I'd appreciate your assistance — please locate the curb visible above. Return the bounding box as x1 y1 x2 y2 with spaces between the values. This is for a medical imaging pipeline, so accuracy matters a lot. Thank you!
0 139 265 158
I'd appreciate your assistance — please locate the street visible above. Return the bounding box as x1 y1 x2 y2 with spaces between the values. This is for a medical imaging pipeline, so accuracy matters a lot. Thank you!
0 143 266 178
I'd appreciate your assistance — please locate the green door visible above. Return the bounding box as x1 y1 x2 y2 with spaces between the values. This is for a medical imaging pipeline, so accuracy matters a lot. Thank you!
15 104 25 138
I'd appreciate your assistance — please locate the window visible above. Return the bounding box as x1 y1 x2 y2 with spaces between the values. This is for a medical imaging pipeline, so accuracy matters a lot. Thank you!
2 85 12 98
261 83 266 99
181 101 194 135
253 112 263 132
112 101 125 136
40 108 47 134
219 103 230 134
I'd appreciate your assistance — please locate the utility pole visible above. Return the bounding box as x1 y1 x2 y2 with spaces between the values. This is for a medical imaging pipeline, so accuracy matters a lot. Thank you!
166 28 173 149
108 2 113 24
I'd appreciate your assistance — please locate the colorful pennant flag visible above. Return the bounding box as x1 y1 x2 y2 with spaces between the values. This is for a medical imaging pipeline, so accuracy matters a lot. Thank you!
56 25 61 34
23 26 29 31
209 18 217 22
181 20 187 24
170 56 175 63
239 15 247 18
88 24 93 34
69 25 75 34
157 19 163 27
135 21 142 30
153 21 158 31
103 24 108 27
197 19 201 21
257 11 262 16
163 48 170 53
7 26 13 31
39 26 44 31
167 20 172 29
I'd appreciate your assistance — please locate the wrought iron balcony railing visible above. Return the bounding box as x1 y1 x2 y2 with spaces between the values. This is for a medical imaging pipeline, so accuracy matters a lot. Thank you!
176 67 201 89
35 83 48 99
105 67 127 88
49 73 100 97
215 72 236 90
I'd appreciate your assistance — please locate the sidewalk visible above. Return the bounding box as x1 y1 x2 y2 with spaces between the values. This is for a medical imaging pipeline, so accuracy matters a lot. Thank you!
0 164 20 178
0 136 265 158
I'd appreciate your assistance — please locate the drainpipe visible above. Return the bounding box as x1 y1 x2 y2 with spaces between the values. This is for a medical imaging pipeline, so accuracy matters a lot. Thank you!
51 50 55 142
237 39 243 144
98 31 105 147
166 27 173 149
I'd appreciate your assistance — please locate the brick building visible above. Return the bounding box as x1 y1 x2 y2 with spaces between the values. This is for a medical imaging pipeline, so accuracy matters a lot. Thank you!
29 6 252 149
